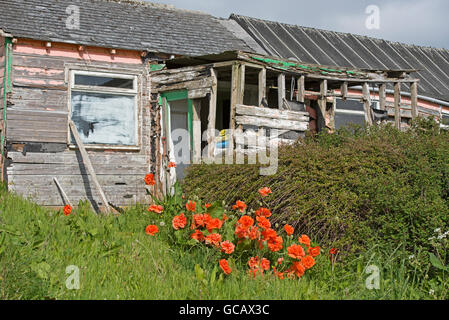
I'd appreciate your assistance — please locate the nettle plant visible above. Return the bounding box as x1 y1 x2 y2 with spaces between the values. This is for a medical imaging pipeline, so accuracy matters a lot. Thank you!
143 179 321 280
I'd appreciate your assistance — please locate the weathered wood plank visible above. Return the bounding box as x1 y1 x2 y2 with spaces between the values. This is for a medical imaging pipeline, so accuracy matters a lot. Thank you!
278 74 285 109
258 68 266 106
236 104 309 121
394 82 401 129
235 115 308 131
410 82 418 119
379 83 387 111
207 68 218 159
8 152 147 165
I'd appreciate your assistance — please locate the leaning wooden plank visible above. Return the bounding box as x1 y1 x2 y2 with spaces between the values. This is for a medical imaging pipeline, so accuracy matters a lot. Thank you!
236 104 309 121
394 82 401 129
410 81 418 119
53 177 72 207
69 121 111 215
235 115 308 131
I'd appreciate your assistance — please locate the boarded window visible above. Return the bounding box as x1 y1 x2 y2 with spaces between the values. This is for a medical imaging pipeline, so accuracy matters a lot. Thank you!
70 71 138 146
335 99 366 129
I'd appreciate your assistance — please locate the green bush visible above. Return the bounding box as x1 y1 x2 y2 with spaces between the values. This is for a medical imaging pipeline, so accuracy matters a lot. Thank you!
182 119 449 265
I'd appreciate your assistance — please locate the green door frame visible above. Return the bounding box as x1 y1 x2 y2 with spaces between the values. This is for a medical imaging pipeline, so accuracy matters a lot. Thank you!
160 90 194 158
2 37 12 159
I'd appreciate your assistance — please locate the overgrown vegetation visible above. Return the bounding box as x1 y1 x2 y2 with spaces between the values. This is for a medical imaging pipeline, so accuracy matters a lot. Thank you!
0 119 448 300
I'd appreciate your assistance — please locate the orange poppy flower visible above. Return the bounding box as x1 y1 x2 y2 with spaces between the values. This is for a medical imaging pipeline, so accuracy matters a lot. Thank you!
308 246 321 257
232 200 247 213
258 187 272 197
145 224 159 236
148 205 164 214
267 236 283 252
330 248 339 255
168 162 177 168
205 233 222 247
220 240 235 254
248 256 260 269
284 224 294 236
255 207 271 218
273 267 285 279
219 259 231 275
237 216 254 229
63 204 73 216
277 257 284 265
234 224 250 239
287 244 305 260
298 234 311 247
290 261 305 278
260 258 270 271
206 217 223 233
172 213 187 230
222 213 228 222
192 214 207 228
186 201 196 212
256 216 271 230
301 255 315 269
191 230 204 241
144 173 156 186
204 203 212 209
249 226 260 240
261 228 277 241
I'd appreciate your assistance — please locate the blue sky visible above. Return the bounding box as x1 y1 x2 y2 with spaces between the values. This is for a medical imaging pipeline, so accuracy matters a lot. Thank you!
147 0 449 49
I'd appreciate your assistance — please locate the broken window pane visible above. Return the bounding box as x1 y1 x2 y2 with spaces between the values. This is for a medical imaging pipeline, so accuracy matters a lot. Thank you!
335 113 366 129
71 91 136 145
74 75 134 89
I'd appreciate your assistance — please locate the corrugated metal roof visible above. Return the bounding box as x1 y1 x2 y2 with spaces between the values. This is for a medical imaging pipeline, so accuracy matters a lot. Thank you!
230 14 449 102
0 0 253 57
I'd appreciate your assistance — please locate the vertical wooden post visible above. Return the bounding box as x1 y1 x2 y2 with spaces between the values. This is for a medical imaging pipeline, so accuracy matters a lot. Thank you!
258 68 266 107
69 121 111 215
161 97 169 195
277 73 285 109
394 82 401 129
318 80 327 129
229 62 240 152
341 81 348 101
379 83 387 111
239 64 245 105
192 99 202 164
410 81 418 119
297 75 305 103
362 82 373 125
207 68 218 159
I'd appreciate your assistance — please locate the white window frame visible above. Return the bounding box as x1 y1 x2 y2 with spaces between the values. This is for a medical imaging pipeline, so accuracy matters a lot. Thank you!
67 68 141 150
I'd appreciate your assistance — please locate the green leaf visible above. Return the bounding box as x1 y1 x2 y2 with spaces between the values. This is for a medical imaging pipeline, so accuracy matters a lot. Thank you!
194 264 204 281
429 253 446 271
210 266 217 286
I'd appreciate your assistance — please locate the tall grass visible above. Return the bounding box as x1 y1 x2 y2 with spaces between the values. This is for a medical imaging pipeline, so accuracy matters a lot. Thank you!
0 185 446 300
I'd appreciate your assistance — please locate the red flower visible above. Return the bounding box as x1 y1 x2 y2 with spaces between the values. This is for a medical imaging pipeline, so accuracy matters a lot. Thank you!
277 257 284 265
205 233 222 247
186 201 196 212
330 248 339 255
301 255 316 269
191 230 204 242
204 203 212 209
289 261 305 278
258 187 272 197
220 241 235 254
287 244 305 260
249 226 260 240
232 200 247 213
63 205 73 216
248 256 260 269
172 213 187 230
261 228 277 241
255 207 271 218
260 258 270 271
206 217 223 233
168 162 177 168
256 216 271 230
267 236 283 252
237 216 254 229
284 224 294 236
192 214 207 229
308 246 321 257
145 225 159 236
298 234 311 247
148 205 164 214
145 173 156 186
219 259 231 275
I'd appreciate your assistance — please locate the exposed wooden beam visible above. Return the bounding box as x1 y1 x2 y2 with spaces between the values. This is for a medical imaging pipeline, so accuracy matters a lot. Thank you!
258 68 266 107
362 83 373 125
297 75 305 103
192 99 202 164
379 83 387 111
318 80 327 128
207 68 218 159
239 64 245 105
410 81 418 119
341 81 348 101
229 63 240 152
278 73 286 109
69 121 112 215
394 82 401 129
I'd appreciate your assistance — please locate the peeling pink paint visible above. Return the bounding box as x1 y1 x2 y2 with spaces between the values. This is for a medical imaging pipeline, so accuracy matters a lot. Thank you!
14 66 63 76
13 39 142 65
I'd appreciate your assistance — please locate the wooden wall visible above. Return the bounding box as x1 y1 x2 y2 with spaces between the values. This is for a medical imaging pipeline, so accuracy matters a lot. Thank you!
5 39 152 208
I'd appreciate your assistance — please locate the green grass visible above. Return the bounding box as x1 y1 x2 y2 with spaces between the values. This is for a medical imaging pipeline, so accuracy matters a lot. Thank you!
0 185 447 300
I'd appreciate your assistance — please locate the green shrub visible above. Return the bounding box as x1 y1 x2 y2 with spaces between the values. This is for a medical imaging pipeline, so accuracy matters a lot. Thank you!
182 119 449 264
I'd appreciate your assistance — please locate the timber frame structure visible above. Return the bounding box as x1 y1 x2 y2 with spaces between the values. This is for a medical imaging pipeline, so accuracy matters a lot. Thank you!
151 50 420 194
